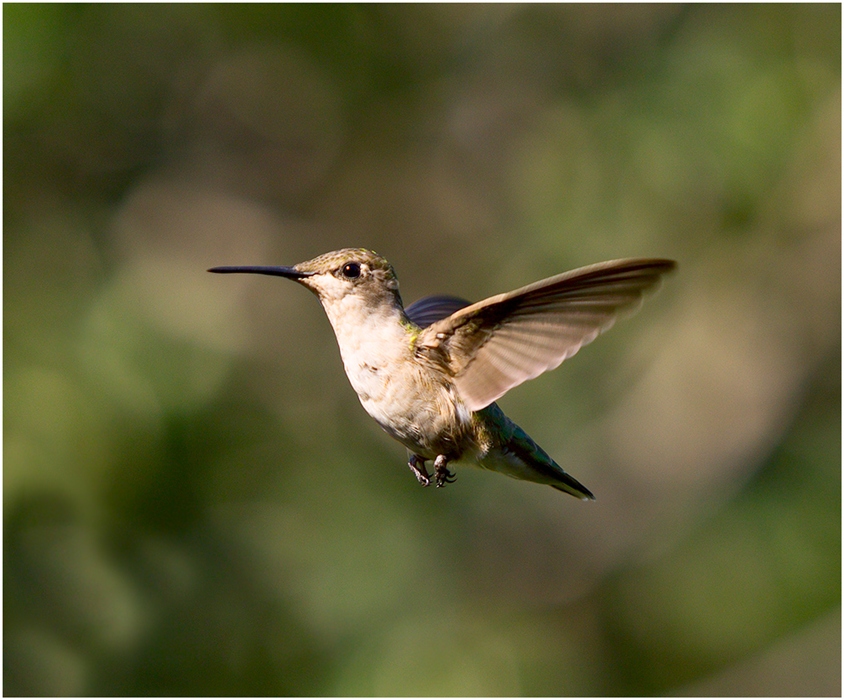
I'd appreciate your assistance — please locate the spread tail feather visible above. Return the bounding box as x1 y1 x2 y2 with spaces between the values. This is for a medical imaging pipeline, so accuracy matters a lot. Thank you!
476 404 595 500
551 474 595 501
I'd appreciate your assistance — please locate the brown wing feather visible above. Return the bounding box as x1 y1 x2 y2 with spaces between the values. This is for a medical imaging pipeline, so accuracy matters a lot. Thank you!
416 258 676 411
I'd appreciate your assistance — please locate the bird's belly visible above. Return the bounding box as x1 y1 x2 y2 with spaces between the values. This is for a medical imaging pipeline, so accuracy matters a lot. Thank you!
344 360 472 458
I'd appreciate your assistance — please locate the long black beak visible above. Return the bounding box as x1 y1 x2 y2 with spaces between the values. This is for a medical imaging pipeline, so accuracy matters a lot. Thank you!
208 266 314 280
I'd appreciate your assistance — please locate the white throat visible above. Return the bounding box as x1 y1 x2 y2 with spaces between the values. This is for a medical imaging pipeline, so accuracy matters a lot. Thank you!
320 293 410 401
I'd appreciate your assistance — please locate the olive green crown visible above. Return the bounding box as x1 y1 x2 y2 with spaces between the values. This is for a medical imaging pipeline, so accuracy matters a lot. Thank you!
297 248 398 286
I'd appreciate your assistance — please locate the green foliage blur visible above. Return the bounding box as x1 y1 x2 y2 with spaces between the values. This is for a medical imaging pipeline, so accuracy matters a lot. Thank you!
4 4 840 696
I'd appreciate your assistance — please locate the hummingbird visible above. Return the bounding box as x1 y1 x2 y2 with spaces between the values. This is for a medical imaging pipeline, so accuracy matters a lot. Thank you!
209 249 675 500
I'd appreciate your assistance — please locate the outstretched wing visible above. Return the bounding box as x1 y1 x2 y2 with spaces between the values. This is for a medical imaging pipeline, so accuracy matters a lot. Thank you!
415 258 676 411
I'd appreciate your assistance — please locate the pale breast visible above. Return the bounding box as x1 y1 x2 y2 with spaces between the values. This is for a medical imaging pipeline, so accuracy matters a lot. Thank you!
325 298 474 457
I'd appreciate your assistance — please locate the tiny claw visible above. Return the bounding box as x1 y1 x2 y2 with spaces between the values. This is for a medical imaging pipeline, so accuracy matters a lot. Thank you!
408 455 431 487
434 467 457 488
432 455 456 488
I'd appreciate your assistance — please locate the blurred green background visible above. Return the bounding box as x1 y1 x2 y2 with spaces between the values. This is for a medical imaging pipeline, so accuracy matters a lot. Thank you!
4 4 840 696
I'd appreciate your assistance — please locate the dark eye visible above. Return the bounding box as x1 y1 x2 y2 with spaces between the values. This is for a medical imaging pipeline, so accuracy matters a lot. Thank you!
342 262 361 279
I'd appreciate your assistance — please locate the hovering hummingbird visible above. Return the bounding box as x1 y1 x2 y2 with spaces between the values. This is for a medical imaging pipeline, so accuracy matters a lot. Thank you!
210 249 675 500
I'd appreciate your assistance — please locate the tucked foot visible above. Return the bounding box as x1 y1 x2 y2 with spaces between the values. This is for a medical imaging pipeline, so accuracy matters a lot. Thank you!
433 455 457 488
408 454 431 487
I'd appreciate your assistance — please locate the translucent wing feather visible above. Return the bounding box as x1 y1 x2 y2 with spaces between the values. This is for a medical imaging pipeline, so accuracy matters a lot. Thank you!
415 258 676 411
